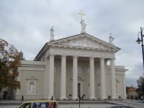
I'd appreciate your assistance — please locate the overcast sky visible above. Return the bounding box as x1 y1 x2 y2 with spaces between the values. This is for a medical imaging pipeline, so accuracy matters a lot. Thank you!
0 0 144 87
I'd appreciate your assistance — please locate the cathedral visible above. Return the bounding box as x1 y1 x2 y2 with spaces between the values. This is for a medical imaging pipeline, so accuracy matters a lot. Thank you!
15 18 127 100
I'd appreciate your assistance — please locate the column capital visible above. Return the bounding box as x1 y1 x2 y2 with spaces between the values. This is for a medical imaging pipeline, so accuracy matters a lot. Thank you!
73 55 79 58
100 57 107 60
100 58 105 60
47 54 55 58
90 57 95 59
61 54 67 57
110 58 116 61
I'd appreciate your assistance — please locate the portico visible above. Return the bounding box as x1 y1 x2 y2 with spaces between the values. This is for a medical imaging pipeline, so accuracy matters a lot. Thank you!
46 44 117 100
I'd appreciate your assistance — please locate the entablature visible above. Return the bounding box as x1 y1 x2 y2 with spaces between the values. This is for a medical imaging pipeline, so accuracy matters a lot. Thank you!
46 47 115 59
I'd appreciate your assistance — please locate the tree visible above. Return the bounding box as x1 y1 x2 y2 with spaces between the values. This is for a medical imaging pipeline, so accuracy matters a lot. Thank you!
137 76 144 99
0 39 20 92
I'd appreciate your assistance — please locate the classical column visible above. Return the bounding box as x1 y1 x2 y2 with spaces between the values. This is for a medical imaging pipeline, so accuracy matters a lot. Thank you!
72 56 78 100
48 55 54 99
100 58 106 100
123 74 127 99
60 55 67 100
89 57 96 100
44 58 49 99
110 58 117 99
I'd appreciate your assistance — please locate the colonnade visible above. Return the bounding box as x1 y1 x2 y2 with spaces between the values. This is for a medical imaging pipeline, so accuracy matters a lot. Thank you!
46 55 116 100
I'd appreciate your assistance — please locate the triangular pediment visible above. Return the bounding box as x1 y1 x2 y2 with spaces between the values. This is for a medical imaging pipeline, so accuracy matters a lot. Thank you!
48 33 120 52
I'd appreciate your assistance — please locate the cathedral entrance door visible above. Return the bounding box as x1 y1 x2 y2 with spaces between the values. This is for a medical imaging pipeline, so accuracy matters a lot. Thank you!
78 82 83 99
78 83 81 99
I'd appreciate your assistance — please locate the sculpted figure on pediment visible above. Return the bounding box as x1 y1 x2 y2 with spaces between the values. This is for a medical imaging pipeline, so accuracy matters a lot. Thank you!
64 38 109 50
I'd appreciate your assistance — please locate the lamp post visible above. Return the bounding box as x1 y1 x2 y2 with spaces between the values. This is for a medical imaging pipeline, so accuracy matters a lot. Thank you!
136 27 144 71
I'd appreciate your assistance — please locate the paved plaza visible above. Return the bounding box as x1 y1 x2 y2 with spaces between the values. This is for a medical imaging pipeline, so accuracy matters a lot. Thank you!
0 100 144 108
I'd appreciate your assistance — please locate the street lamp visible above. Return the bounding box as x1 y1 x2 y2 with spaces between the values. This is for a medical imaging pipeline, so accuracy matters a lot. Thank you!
136 27 144 71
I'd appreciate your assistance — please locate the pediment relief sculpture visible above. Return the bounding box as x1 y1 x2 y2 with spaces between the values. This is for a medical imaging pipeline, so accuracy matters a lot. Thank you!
50 35 118 52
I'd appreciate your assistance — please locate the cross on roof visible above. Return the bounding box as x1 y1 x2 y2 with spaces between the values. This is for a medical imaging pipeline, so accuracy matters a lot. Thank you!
78 10 85 20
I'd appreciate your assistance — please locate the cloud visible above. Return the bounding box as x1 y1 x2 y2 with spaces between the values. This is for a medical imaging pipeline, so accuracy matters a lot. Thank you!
0 0 144 87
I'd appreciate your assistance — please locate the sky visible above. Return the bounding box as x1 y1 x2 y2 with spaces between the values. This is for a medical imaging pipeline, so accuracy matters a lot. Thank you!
0 0 144 87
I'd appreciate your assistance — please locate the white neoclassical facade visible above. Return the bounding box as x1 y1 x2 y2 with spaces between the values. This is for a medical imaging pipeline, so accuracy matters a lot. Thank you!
15 32 127 100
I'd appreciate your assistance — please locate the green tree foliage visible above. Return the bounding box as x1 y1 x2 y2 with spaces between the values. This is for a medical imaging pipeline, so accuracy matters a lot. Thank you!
137 76 144 98
0 39 20 91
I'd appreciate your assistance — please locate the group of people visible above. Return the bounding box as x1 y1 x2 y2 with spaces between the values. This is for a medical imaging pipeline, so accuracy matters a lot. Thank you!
33 102 56 108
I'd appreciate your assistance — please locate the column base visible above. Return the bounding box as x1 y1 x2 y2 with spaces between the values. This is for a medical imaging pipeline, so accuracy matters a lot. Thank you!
44 97 51 100
100 97 107 100
60 97 67 100
121 95 127 100
90 97 96 100
72 97 78 100
44 96 55 100
112 97 117 100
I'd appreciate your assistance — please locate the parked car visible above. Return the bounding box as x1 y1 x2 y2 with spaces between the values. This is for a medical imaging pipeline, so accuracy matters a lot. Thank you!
19 99 58 108
108 105 134 108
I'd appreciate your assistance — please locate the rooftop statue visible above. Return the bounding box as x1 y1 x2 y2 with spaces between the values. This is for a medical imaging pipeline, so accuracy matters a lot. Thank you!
78 10 86 33
80 19 86 33
109 33 114 45
50 26 54 41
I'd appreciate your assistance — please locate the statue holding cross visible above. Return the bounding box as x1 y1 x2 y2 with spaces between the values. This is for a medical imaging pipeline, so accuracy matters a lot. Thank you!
80 20 86 33
78 10 87 33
